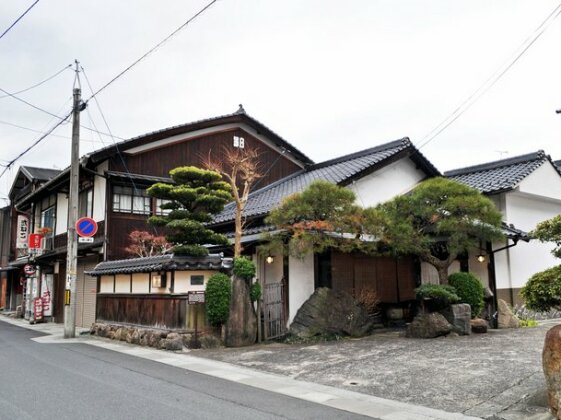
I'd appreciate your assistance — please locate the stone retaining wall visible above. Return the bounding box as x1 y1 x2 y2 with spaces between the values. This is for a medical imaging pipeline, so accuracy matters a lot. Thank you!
90 322 221 350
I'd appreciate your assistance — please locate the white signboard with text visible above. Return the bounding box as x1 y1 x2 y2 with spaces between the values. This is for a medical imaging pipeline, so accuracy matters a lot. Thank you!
16 215 29 250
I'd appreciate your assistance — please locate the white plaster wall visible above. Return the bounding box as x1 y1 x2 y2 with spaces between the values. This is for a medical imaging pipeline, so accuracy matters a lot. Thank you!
99 276 113 293
264 254 283 284
494 192 561 290
93 161 108 221
131 273 149 293
349 158 427 207
174 270 216 293
55 193 68 235
114 274 130 293
518 162 561 201
288 253 315 324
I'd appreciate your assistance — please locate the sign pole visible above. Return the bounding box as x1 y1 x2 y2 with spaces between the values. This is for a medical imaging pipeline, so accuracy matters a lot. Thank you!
64 62 83 339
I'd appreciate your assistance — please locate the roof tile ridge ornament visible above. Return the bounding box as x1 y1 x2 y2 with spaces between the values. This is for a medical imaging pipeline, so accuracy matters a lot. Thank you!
235 104 246 114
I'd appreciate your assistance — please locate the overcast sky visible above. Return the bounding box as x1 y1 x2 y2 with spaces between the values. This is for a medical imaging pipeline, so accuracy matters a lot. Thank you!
1 1 561 203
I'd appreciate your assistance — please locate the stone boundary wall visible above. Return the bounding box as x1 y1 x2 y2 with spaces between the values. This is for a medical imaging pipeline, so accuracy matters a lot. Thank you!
90 322 221 350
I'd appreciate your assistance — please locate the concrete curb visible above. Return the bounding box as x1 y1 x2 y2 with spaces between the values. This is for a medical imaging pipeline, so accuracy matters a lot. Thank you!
0 315 481 420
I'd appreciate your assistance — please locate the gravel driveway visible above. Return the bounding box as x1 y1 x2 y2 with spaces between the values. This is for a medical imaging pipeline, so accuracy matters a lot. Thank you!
193 321 560 419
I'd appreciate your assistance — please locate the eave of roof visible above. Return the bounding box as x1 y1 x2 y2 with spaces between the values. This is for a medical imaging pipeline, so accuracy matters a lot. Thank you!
86 109 314 166
87 253 233 276
444 150 552 194
211 137 440 225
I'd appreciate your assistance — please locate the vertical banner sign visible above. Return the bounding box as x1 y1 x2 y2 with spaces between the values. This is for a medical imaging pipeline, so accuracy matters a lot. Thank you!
41 274 53 317
16 215 29 249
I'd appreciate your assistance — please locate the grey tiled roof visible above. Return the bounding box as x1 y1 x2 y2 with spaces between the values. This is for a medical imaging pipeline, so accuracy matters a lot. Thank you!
20 166 61 181
445 151 549 194
501 222 530 242
87 253 233 276
212 138 440 224
555 160 561 171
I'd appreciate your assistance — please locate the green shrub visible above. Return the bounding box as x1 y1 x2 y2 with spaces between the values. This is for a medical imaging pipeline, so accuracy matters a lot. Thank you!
415 284 460 310
205 273 231 327
521 265 561 312
519 319 538 328
249 282 262 303
448 272 484 318
233 256 256 280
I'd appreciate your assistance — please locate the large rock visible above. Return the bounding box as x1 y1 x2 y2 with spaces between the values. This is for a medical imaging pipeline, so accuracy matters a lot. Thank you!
289 288 372 338
543 325 561 418
470 318 488 334
406 312 453 338
497 299 520 329
440 303 471 335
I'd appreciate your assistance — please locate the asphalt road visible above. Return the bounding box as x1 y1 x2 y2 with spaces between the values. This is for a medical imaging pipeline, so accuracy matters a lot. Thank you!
0 322 370 420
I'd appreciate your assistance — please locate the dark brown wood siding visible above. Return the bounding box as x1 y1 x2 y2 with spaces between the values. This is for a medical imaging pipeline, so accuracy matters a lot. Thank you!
330 251 416 304
106 214 165 260
96 294 188 330
108 128 302 186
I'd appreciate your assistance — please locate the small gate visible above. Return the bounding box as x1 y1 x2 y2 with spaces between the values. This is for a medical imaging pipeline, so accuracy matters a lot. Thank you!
262 282 286 340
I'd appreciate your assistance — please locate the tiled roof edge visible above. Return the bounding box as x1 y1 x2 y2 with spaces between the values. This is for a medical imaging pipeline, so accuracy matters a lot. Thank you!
444 151 546 176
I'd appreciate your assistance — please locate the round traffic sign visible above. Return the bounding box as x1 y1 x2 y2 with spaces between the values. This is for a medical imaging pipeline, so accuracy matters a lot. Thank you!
76 217 98 237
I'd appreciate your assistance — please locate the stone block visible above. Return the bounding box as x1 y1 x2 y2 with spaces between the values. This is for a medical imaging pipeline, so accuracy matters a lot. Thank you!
406 312 452 338
440 303 471 335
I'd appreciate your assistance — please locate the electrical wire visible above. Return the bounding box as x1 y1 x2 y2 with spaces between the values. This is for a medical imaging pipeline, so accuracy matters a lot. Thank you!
0 65 72 99
0 119 105 144
416 1 561 151
87 0 217 101
0 0 40 41
0 111 72 180
81 66 160 236
0 86 127 140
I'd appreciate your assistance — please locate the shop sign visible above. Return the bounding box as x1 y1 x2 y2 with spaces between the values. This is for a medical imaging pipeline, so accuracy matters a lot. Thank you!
28 233 43 250
16 215 29 249
33 297 43 321
41 274 53 317
188 291 205 305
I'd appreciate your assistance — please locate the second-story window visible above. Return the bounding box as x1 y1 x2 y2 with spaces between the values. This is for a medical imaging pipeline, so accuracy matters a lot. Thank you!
79 188 93 218
155 198 172 216
38 194 56 250
112 186 150 215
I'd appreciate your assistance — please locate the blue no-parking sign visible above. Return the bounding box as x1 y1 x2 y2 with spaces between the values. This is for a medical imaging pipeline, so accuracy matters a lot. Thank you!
75 217 98 237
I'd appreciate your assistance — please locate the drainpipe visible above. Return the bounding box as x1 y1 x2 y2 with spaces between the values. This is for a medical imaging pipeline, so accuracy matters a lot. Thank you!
486 238 519 328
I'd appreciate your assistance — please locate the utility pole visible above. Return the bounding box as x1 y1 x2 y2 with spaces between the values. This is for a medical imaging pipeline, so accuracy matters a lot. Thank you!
64 61 82 338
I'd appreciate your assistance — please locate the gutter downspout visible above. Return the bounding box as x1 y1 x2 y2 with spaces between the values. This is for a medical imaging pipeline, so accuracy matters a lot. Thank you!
487 238 519 328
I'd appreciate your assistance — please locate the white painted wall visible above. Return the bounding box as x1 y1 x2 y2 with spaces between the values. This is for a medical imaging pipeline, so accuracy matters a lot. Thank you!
99 275 113 293
114 274 130 293
287 252 315 324
93 161 108 221
132 273 149 293
490 163 561 291
55 193 68 235
349 158 427 207
174 270 217 293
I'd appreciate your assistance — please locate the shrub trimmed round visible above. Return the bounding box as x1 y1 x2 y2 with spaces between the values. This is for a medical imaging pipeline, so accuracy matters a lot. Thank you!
521 265 561 312
415 284 460 311
233 256 256 280
205 273 231 327
448 272 484 318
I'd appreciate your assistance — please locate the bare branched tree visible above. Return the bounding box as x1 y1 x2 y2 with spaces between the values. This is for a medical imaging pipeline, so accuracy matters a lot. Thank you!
203 146 262 257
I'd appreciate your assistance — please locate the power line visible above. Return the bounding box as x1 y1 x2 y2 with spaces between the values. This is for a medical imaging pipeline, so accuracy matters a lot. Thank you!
0 118 105 144
0 0 40 41
0 86 126 140
0 64 72 99
87 0 217 101
416 1 561 151
0 111 72 180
